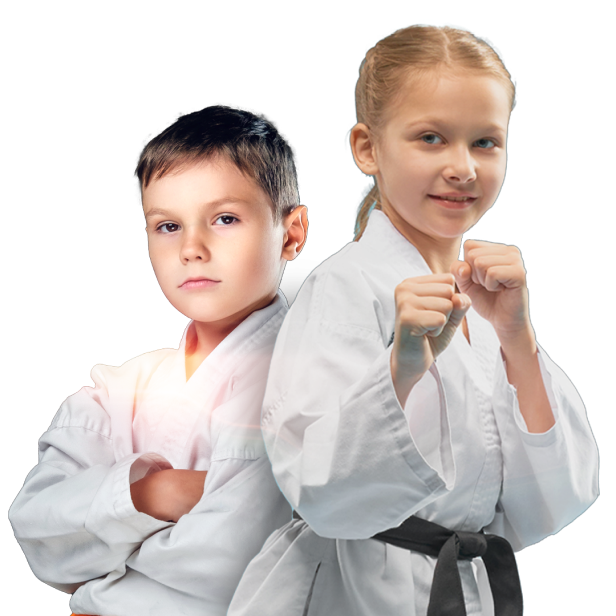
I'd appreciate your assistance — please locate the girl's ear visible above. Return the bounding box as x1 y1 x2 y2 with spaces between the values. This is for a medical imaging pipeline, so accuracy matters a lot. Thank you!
350 123 379 176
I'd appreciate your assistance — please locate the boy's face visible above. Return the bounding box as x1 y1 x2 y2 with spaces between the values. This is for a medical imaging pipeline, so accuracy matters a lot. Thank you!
143 158 289 330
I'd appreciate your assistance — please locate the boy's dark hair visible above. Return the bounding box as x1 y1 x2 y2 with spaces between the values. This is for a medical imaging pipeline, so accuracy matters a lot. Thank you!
136 105 300 221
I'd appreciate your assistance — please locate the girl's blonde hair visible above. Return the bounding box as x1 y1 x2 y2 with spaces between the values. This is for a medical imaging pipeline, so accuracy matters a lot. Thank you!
353 25 516 240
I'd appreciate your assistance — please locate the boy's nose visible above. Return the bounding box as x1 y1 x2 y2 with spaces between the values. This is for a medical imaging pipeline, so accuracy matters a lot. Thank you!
180 230 211 262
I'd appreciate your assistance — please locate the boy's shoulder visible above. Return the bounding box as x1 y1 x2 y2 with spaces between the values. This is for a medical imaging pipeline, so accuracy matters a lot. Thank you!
90 346 176 394
49 346 178 435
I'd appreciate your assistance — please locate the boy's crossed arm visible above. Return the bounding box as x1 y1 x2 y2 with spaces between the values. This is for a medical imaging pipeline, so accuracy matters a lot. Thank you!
131 469 207 522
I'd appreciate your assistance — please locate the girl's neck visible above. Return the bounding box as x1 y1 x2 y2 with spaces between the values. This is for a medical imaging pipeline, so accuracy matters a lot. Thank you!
382 205 462 274
417 239 461 275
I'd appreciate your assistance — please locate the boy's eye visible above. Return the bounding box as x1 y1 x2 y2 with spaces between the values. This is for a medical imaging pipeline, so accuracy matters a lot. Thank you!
214 215 238 226
157 222 180 233
421 134 443 145
474 138 496 149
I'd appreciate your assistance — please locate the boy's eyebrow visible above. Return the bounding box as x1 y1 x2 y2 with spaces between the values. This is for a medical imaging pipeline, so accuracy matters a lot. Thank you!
144 197 249 219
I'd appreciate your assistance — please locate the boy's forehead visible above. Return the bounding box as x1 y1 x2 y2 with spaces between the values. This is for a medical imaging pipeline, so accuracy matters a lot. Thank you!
141 158 275 217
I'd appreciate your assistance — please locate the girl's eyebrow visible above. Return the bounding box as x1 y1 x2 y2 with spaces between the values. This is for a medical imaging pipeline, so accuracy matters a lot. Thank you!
144 197 248 219
403 118 506 131
402 119 507 137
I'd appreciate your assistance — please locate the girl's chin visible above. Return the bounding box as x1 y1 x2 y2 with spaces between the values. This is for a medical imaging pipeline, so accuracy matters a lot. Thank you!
420 221 474 241
384 207 477 243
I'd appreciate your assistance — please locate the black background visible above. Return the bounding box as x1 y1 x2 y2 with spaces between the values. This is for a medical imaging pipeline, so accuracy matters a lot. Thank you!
4 16 601 616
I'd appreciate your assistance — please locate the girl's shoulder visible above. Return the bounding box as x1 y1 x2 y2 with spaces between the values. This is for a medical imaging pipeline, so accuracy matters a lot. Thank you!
289 212 430 337
310 212 427 288
289 240 396 341
297 217 425 303
296 239 375 296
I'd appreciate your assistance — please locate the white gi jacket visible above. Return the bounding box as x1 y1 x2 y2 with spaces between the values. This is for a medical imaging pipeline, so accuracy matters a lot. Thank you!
228 211 599 616
9 293 292 616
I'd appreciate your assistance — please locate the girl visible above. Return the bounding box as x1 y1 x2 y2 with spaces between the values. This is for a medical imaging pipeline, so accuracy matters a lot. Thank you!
228 25 599 616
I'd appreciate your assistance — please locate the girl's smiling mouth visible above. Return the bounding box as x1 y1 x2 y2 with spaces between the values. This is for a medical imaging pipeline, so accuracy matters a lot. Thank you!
428 193 477 208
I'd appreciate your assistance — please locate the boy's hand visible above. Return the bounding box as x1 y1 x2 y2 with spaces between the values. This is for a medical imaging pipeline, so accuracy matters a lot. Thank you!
391 273 471 406
452 240 531 342
131 469 207 522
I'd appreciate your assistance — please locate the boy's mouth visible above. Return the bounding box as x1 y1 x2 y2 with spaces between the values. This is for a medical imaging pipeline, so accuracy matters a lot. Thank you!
179 277 221 290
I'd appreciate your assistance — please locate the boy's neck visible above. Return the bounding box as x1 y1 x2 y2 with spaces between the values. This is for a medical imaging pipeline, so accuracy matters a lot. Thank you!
183 291 279 381
184 320 238 381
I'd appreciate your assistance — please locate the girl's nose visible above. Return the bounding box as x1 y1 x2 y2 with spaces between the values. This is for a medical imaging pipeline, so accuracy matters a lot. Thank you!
444 148 477 184
180 228 211 263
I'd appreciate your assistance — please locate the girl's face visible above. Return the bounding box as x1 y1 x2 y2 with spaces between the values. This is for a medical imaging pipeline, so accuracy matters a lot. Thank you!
372 70 511 243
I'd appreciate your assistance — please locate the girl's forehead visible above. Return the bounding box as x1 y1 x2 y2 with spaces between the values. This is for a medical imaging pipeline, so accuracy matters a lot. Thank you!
397 67 508 102
384 68 512 131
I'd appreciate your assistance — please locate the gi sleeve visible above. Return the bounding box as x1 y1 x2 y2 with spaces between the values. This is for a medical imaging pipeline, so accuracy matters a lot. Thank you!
124 455 291 609
485 344 599 551
8 364 174 593
261 271 456 540
116 379 292 609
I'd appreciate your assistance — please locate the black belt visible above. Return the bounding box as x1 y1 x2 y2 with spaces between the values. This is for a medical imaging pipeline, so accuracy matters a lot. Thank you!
293 511 523 616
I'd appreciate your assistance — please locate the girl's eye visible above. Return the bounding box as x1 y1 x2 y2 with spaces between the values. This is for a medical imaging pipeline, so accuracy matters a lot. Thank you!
157 222 180 233
421 134 443 145
474 138 496 149
214 215 238 226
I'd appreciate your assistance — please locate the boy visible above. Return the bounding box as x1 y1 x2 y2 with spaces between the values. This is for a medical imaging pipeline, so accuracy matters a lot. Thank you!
9 105 308 616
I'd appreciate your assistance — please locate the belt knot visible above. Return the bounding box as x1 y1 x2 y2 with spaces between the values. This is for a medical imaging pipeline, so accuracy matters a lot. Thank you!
372 515 523 615
456 531 488 560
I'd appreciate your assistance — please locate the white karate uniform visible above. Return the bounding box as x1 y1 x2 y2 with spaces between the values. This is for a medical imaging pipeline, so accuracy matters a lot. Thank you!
228 211 599 616
9 293 292 616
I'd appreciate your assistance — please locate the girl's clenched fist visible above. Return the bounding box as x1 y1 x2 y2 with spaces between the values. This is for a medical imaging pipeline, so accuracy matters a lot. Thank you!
452 240 531 342
391 273 471 406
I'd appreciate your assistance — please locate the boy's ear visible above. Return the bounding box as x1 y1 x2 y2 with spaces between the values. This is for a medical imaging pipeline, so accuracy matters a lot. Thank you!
350 123 379 176
281 205 308 261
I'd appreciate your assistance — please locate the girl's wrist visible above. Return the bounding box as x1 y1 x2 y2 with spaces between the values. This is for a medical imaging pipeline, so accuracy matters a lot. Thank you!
495 322 537 360
390 353 429 408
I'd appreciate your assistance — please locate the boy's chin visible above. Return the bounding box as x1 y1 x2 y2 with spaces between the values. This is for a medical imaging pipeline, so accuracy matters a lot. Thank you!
169 289 279 329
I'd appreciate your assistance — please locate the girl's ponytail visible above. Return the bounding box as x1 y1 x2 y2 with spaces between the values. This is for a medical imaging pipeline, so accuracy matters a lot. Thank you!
354 184 380 241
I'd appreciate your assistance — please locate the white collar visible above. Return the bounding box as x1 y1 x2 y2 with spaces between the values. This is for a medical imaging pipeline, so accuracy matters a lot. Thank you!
176 289 288 383
360 209 433 276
